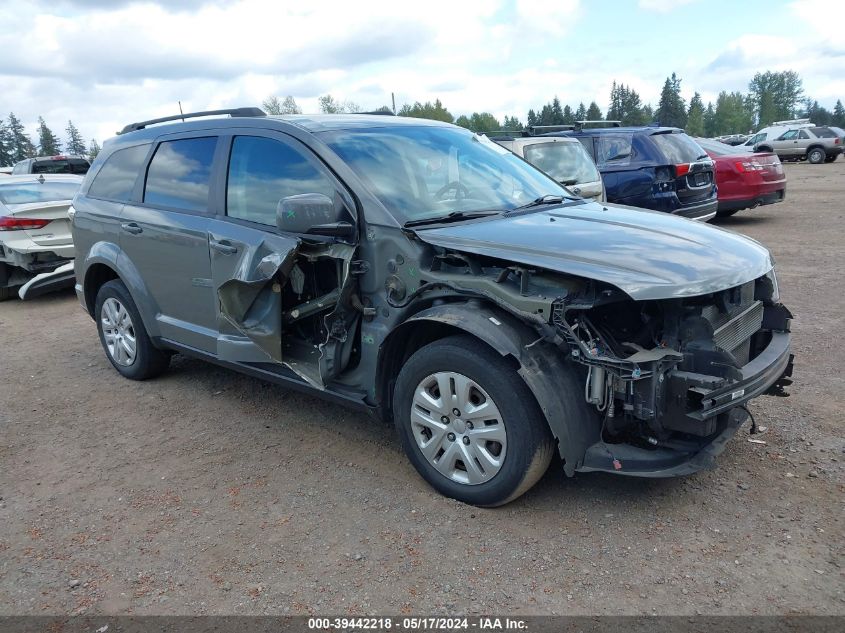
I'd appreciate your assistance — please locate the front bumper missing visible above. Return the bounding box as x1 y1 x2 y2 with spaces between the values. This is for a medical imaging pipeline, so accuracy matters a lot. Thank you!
577 329 793 477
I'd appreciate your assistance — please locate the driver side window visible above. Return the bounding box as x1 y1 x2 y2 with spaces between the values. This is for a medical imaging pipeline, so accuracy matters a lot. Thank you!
778 130 799 141
226 136 335 226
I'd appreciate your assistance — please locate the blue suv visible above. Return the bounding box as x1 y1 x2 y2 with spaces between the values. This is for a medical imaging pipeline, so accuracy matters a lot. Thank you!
543 123 718 221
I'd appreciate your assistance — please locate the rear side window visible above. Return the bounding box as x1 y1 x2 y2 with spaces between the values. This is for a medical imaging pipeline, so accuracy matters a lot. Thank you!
226 136 335 226
88 144 150 201
595 134 634 167
810 127 836 138
650 132 706 163
144 137 217 212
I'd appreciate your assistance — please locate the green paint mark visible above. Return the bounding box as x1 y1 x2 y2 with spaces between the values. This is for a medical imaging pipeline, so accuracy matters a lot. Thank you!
408 266 417 277
362 334 375 345
286 210 296 219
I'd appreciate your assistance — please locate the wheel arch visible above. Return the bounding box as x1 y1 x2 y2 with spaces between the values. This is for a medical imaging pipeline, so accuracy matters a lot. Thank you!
80 242 161 339
377 300 600 476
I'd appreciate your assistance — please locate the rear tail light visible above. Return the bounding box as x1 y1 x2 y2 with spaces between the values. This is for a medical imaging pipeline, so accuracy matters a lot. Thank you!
0 216 51 231
835 138 841 145
735 161 764 172
673 163 690 177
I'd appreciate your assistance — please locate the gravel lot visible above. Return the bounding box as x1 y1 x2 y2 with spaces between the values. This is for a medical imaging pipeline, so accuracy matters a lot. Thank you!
1 161 843 617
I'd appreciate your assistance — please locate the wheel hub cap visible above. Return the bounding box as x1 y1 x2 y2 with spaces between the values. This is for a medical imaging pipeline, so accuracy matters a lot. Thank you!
101 297 137 366
410 371 507 485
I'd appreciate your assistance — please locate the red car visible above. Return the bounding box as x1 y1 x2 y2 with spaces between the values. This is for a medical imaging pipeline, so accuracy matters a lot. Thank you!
696 138 786 218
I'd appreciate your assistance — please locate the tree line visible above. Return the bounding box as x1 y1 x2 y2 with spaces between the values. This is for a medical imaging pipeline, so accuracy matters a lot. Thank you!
263 70 844 138
0 114 101 167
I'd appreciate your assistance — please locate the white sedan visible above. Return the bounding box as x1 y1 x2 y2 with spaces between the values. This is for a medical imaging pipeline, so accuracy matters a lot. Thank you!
0 173 82 300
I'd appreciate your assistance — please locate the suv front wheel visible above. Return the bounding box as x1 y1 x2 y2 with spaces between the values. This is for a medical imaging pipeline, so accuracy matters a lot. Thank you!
393 335 554 506
95 280 170 380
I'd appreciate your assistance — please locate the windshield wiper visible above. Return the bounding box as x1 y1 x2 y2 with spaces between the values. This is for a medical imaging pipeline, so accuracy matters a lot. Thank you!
510 194 574 212
403 210 501 228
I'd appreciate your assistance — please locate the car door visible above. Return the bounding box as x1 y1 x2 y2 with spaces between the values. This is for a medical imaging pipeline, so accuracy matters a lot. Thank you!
206 131 351 374
119 135 220 353
773 130 800 156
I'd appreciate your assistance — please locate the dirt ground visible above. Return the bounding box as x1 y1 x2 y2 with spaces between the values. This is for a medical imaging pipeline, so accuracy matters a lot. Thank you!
1 161 843 617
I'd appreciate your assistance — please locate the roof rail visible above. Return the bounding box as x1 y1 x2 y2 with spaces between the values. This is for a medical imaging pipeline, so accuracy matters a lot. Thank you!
119 107 266 135
574 119 621 131
526 124 575 135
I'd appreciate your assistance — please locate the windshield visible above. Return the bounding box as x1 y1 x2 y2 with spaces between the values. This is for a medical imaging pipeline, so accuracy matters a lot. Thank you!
523 142 600 184
651 132 708 162
323 125 569 223
0 181 80 204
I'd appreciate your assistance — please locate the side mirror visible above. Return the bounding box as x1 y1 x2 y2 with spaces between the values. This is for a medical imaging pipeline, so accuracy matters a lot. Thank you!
276 193 354 240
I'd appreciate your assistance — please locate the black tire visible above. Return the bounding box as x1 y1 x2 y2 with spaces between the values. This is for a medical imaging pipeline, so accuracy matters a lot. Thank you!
95 279 170 380
824 154 837 163
807 147 826 164
393 335 554 506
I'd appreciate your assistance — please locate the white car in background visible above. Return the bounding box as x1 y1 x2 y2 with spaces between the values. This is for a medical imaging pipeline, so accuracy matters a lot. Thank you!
0 173 81 300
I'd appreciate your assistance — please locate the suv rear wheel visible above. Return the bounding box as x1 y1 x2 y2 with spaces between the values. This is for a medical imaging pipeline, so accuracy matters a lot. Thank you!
393 335 554 506
95 280 170 380
807 147 826 164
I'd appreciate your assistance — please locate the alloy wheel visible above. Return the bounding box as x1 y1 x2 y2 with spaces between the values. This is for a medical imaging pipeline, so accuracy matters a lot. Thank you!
101 297 137 366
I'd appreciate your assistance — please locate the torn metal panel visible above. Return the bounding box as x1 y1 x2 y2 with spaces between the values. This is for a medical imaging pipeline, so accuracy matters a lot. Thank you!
215 234 298 364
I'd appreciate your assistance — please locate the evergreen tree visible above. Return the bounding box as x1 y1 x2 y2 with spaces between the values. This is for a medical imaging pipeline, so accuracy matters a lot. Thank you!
562 105 574 125
550 97 564 125
88 139 101 162
502 115 523 131
641 104 654 124
65 120 86 156
574 102 587 121
0 119 12 167
37 117 61 155
802 99 832 125
455 115 472 130
686 92 705 136
586 101 603 120
656 73 687 128
7 113 34 162
833 99 845 127
703 102 717 137
608 83 647 125
526 109 538 127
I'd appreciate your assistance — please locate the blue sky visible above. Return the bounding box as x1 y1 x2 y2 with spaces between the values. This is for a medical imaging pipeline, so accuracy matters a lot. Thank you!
0 0 842 144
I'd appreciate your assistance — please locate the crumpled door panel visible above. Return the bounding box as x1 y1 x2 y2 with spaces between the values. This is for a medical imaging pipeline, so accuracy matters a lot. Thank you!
214 233 298 364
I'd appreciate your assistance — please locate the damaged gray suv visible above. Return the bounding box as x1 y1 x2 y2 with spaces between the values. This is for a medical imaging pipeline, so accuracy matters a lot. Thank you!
71 108 794 506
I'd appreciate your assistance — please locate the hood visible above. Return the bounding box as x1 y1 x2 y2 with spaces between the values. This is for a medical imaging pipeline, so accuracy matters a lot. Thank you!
414 202 774 301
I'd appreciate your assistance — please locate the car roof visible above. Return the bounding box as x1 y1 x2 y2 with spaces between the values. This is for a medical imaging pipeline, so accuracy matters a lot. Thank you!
113 113 453 145
0 174 85 185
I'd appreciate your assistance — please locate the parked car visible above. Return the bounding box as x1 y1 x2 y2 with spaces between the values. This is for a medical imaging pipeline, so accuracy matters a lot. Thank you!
11 154 91 175
757 126 842 164
737 119 813 153
714 134 749 146
491 134 605 202
71 108 793 506
0 167 12 176
549 123 718 221
0 174 81 300
695 138 786 217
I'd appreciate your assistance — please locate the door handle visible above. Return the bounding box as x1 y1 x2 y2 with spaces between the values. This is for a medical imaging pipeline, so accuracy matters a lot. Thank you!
121 222 143 235
210 239 238 255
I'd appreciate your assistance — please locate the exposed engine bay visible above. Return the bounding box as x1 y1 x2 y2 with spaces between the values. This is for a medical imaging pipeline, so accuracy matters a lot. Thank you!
408 244 794 471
